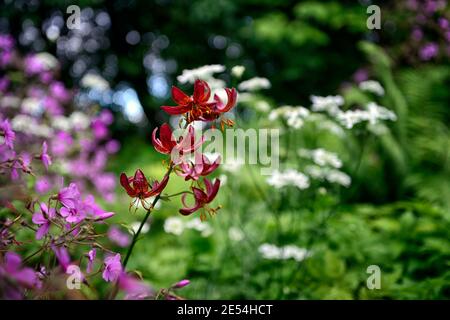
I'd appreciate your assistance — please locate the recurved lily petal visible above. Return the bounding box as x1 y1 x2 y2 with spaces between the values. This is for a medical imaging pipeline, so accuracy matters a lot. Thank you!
120 173 138 197
204 178 220 203
152 123 177 154
179 193 201 215
176 126 205 154
160 104 192 115
171 86 192 105
145 173 170 197
193 79 211 103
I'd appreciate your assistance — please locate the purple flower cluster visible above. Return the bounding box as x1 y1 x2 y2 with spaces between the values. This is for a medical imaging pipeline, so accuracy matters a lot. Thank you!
0 34 156 300
0 33 190 300
0 34 14 67
403 0 450 62
0 34 119 201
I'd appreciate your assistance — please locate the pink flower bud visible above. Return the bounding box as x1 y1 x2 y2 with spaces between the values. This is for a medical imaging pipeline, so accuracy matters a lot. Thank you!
172 279 190 289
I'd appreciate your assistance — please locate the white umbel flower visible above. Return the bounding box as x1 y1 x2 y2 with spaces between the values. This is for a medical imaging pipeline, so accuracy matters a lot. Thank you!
305 165 351 187
268 105 309 129
336 103 396 129
365 102 397 125
238 77 271 91
130 222 150 234
21 97 42 116
259 243 311 262
258 244 281 259
228 227 244 241
70 111 91 130
359 80 385 96
310 95 344 116
185 218 213 237
52 116 72 131
34 52 59 70
164 217 185 236
298 148 342 168
177 64 225 84
267 169 310 189
81 73 110 91
231 65 245 78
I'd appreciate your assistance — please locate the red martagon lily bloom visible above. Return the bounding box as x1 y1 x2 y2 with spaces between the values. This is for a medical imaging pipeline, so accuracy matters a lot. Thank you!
179 178 221 219
152 123 204 163
120 169 169 210
161 79 237 124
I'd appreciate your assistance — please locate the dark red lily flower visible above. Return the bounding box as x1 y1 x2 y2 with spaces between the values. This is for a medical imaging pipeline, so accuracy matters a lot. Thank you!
160 79 237 125
151 123 177 154
199 88 238 122
179 178 221 219
152 123 204 163
161 80 213 118
176 153 221 181
120 169 169 210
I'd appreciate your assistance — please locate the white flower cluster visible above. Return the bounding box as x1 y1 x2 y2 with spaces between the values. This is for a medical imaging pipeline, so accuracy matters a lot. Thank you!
163 217 213 237
221 157 244 173
177 64 226 85
267 169 310 190
298 148 350 187
11 114 52 137
21 97 43 116
238 77 271 92
298 148 342 168
231 65 245 78
130 222 150 234
228 227 245 241
268 105 310 129
359 80 385 96
337 102 397 129
258 243 311 262
310 95 344 116
34 52 59 71
80 73 110 91
0 96 21 109
304 165 351 187
52 111 91 131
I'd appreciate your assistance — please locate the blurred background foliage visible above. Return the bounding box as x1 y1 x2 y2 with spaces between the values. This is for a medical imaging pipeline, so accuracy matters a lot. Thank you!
1 0 449 299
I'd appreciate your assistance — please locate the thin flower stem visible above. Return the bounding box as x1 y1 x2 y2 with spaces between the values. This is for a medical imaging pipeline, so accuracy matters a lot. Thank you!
166 191 193 198
23 246 47 263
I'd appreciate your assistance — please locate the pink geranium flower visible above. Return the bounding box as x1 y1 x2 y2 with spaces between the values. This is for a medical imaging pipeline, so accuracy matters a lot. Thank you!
40 141 52 170
103 253 122 282
32 202 56 240
108 226 131 247
60 206 86 224
51 245 71 272
86 249 96 273
0 119 15 149
57 182 81 209
118 272 153 300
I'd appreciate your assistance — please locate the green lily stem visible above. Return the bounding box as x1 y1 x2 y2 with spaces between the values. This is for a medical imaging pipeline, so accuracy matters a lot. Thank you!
166 191 193 198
